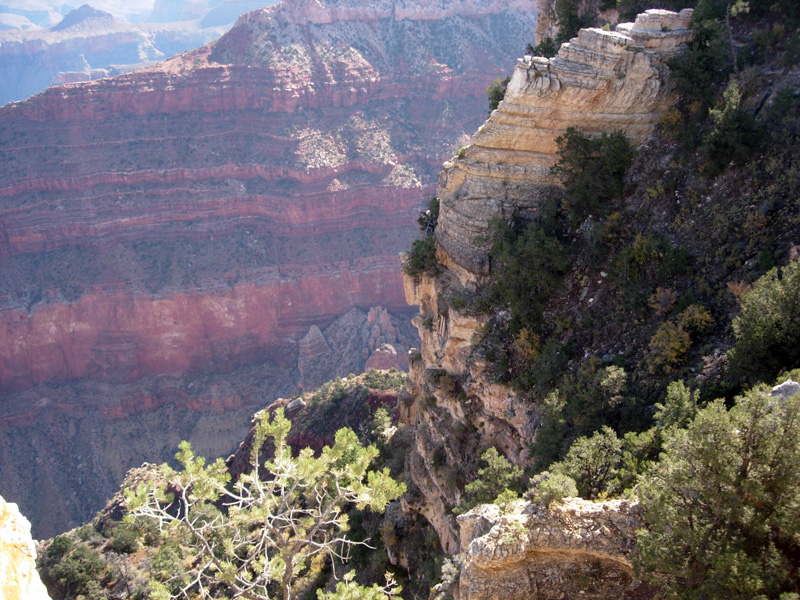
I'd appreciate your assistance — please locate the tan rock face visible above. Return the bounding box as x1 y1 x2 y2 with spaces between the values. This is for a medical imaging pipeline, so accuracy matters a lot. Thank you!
0 495 51 600
436 8 694 278
454 499 643 600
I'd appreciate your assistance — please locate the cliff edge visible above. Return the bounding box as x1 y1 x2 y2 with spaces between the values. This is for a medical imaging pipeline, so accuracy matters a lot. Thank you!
400 6 692 560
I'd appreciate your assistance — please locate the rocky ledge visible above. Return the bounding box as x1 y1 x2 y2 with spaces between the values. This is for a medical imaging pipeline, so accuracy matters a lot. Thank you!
451 498 645 600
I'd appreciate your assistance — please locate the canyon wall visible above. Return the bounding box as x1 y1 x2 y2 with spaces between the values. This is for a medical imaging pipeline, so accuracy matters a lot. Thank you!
0 0 540 538
400 5 692 582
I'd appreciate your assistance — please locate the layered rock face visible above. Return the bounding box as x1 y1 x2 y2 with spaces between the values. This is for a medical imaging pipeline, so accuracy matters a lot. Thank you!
452 499 643 600
436 8 693 279
400 6 691 567
0 0 539 537
0 495 51 600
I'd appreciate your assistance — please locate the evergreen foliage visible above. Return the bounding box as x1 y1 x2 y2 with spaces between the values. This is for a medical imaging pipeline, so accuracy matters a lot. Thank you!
456 447 525 513
403 198 440 277
728 258 800 384
636 385 800 599
551 426 623 499
486 76 510 113
551 127 636 224
126 408 405 600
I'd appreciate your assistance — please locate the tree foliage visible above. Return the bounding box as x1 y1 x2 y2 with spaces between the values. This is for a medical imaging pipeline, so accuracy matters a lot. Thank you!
728 258 800 384
486 76 511 113
551 128 636 224
636 385 800 599
126 408 405 600
487 217 570 335
457 447 524 513
403 198 440 277
552 425 623 499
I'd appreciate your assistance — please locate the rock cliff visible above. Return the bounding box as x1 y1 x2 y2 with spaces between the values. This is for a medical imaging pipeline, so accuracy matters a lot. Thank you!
0 0 539 537
400 4 692 567
0 495 51 600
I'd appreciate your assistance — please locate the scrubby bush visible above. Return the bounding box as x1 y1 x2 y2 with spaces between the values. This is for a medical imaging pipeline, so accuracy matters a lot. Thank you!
487 217 570 334
551 128 635 224
636 385 800 599
456 447 524 513
728 258 800 384
486 76 510 113
403 198 440 277
526 471 578 507
551 426 623 498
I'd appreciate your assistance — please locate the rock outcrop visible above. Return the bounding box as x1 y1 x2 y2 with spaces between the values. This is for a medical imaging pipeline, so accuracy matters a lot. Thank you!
0 0 539 537
400 4 692 565
436 8 694 279
0 495 51 600
451 499 645 600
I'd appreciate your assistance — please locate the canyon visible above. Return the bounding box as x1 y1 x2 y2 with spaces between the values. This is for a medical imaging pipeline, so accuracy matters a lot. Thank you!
0 0 540 538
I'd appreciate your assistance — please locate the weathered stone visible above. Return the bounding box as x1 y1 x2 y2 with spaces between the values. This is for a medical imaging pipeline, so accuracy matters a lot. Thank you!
456 498 643 600
771 379 800 400
435 9 693 279
0 495 51 600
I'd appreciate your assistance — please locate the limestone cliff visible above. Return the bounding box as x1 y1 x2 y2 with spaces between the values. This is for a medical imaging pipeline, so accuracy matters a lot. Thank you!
0 495 51 600
400 5 692 566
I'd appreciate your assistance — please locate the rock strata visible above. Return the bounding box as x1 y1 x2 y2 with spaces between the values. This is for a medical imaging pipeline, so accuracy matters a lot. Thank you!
0 495 51 600
435 8 693 279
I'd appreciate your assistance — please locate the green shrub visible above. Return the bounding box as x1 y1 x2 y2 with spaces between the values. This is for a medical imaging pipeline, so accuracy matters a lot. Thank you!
526 471 578 506
551 426 623 498
700 80 762 175
667 18 731 108
526 38 558 58
403 198 440 277
551 128 635 224
553 0 594 42
636 385 800 599
110 525 139 554
456 447 524 513
487 217 570 334
728 258 800 384
486 76 511 113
